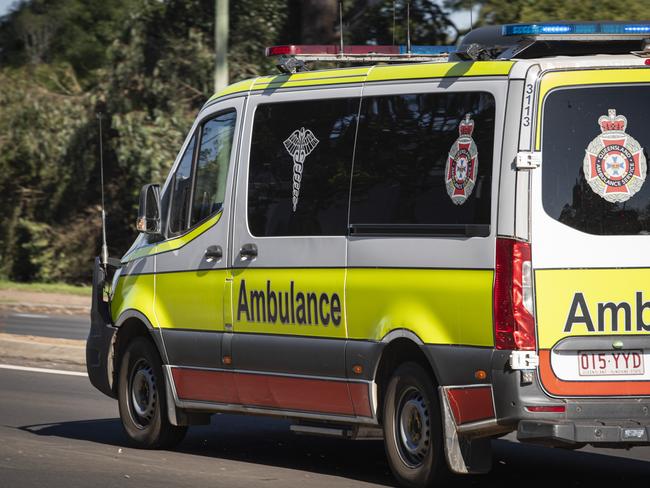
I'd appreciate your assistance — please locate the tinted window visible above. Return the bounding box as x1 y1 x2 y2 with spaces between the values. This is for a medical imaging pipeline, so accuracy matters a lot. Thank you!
168 135 196 235
248 98 359 236
191 111 237 226
542 85 650 235
349 92 496 236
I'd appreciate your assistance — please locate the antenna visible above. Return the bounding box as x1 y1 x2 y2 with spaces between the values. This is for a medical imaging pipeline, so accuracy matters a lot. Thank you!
392 0 396 45
469 0 474 29
97 112 109 270
339 1 344 54
406 1 411 55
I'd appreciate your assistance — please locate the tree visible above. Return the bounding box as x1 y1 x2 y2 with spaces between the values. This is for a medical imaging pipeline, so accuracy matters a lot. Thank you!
0 0 457 283
447 0 650 26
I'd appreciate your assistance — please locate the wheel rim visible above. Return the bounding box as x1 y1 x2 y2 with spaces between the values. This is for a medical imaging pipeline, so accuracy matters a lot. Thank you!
395 386 431 468
128 358 157 429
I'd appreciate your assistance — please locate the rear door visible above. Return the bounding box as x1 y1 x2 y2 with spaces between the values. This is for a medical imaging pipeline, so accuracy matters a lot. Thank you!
531 67 650 397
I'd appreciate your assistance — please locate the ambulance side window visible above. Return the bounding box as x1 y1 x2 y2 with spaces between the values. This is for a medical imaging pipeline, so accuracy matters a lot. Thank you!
191 110 237 226
247 97 359 237
349 91 496 236
168 134 196 235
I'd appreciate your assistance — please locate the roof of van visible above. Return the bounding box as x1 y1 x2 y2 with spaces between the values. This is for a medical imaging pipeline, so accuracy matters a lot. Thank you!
206 54 648 104
206 61 514 103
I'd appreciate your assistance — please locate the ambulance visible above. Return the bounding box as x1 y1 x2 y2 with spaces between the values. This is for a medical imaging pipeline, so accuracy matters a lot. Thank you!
87 22 650 487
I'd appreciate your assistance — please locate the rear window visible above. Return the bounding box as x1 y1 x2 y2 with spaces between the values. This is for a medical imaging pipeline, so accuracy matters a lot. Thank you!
542 84 650 235
349 91 496 237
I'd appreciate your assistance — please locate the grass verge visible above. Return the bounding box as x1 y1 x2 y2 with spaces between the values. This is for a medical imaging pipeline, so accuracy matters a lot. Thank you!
0 280 92 296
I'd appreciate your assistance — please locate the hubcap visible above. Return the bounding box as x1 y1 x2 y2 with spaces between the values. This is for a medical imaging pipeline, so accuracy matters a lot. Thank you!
396 386 431 468
129 359 157 428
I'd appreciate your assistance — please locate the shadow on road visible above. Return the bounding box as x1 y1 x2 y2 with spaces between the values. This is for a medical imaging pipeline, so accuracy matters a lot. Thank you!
21 414 650 487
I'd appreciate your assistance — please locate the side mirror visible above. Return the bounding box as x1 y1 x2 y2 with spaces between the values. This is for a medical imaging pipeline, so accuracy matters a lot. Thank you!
136 183 161 234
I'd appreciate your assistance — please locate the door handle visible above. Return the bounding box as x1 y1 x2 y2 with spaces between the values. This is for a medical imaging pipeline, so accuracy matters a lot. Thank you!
205 245 223 262
239 243 258 261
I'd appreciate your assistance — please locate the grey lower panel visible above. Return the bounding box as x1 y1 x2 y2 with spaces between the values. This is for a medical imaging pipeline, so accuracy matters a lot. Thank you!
518 420 650 446
162 329 497 389
422 344 494 386
345 340 383 381
162 329 223 369
233 333 348 378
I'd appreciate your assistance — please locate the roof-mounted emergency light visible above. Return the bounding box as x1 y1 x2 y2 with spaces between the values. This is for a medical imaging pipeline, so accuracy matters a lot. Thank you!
502 22 650 37
266 44 454 72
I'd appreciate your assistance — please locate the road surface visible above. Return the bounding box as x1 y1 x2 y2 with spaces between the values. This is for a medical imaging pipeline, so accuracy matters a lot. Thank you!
0 311 89 340
2 313 650 486
1 366 650 487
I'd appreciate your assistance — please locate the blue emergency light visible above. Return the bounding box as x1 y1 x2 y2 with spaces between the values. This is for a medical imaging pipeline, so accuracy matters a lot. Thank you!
502 22 650 37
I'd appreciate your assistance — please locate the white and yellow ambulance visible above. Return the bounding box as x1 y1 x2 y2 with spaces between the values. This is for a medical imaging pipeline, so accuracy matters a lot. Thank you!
87 21 650 487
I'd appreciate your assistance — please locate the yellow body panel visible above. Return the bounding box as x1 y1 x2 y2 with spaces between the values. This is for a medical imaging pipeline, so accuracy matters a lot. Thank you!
535 269 650 349
207 78 256 102
115 266 494 345
111 272 156 325
252 67 371 91
535 68 650 150
154 269 228 331
365 61 513 83
346 269 494 346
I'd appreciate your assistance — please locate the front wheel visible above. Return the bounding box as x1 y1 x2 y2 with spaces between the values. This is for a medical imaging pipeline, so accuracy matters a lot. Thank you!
383 362 449 488
118 337 187 449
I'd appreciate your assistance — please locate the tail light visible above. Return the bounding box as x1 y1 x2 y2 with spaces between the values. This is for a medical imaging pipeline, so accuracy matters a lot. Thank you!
494 238 536 350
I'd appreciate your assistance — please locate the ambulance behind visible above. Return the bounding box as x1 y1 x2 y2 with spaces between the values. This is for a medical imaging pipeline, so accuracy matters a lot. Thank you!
87 22 650 487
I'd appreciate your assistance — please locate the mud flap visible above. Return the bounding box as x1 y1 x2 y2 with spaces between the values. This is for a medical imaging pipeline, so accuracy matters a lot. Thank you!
163 365 210 427
439 387 492 474
86 257 118 399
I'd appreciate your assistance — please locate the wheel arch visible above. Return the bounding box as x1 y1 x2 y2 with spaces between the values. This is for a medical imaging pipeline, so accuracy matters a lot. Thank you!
113 309 167 386
373 330 441 423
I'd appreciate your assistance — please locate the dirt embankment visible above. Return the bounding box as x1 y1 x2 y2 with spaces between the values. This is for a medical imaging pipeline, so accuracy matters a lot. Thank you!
0 289 89 371
0 333 86 371
0 289 90 315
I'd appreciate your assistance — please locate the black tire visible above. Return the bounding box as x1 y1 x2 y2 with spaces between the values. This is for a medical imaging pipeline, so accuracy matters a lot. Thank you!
117 336 187 449
383 362 449 488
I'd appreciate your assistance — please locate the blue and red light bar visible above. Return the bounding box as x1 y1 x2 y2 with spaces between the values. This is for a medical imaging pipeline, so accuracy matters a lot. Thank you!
265 44 454 57
503 22 650 36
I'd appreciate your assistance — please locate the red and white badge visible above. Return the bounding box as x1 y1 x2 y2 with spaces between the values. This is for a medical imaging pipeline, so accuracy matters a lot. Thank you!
583 109 646 203
446 114 478 205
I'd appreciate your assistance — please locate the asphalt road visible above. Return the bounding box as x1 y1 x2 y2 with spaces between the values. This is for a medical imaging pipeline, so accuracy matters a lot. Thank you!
0 312 89 340
2 367 650 488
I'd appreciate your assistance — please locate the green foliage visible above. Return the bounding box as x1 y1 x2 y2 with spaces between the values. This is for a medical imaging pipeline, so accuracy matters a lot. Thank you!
451 0 650 25
0 0 453 284
346 0 457 45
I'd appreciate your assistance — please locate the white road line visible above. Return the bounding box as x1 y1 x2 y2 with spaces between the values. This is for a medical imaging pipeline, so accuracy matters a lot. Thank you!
12 313 49 319
0 364 87 377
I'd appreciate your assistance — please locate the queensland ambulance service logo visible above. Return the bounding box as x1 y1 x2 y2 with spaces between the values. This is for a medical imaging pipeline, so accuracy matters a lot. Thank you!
445 114 478 205
583 109 646 203
284 127 319 211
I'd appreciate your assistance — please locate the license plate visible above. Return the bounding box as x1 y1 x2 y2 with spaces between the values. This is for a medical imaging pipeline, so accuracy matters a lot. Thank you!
578 350 644 376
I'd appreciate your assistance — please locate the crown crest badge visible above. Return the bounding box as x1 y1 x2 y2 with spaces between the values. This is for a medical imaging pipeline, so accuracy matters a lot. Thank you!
583 109 646 203
598 109 627 133
458 113 475 136
445 113 479 206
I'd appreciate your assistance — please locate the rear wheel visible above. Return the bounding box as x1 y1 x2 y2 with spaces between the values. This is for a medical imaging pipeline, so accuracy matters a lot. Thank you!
383 362 448 487
118 336 187 449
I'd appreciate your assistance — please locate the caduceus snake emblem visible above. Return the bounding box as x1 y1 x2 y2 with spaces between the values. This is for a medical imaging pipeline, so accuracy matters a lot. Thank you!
283 127 319 212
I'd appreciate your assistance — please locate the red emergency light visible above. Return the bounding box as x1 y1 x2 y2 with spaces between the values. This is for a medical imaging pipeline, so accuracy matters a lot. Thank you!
265 44 454 57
